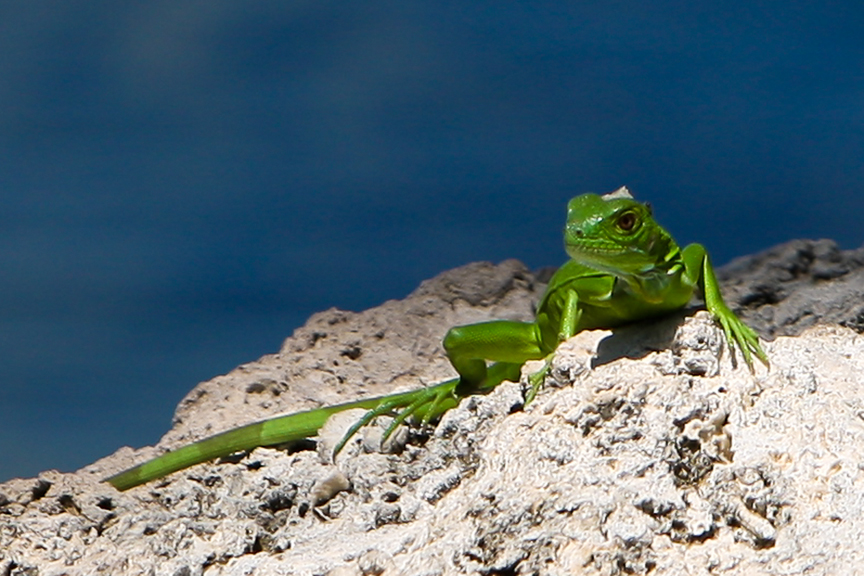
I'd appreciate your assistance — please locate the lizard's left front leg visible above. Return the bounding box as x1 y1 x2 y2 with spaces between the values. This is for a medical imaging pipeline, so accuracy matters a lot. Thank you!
681 243 768 369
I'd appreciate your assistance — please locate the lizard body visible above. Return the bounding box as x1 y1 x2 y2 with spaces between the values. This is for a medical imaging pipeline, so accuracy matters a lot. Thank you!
106 187 766 491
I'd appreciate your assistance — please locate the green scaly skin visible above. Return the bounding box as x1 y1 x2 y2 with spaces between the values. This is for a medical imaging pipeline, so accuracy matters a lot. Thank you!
106 187 767 491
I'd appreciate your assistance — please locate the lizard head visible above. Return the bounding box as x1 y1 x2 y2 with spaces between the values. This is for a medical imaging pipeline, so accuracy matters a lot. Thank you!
563 187 676 277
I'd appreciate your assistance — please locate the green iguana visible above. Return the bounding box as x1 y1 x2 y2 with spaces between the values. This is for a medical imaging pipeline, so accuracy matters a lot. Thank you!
106 187 767 491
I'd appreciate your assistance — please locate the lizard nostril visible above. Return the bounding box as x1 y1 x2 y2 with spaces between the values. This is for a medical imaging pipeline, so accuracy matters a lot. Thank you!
567 224 584 237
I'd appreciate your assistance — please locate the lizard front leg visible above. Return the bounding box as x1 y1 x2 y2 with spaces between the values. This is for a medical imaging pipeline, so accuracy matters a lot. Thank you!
681 243 768 369
525 287 581 403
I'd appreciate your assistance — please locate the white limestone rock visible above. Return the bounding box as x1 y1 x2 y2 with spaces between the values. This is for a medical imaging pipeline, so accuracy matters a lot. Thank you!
2 312 863 575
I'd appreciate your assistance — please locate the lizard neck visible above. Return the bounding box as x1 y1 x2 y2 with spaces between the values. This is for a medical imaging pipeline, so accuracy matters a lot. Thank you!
613 243 684 304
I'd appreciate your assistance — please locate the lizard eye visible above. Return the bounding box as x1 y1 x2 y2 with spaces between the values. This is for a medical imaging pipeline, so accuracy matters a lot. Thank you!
616 211 637 232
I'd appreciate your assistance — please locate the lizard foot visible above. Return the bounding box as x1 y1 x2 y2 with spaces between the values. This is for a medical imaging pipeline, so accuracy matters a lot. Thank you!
332 378 459 458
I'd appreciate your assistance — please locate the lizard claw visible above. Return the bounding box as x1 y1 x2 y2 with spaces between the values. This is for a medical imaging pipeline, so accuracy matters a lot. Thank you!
524 354 554 405
716 309 769 371
332 379 459 458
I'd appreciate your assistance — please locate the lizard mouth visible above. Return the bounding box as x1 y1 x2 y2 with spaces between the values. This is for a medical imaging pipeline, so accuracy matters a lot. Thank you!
565 239 628 260
566 241 656 275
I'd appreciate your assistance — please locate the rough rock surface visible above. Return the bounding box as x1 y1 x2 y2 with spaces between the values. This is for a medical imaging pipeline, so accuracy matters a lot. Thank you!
2 239 863 575
717 238 864 336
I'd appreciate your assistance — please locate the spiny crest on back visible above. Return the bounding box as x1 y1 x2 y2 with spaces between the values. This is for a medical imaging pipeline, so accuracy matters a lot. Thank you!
601 186 633 201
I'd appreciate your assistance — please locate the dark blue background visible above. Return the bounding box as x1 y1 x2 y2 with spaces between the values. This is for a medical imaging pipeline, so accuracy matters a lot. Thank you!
2 2 862 483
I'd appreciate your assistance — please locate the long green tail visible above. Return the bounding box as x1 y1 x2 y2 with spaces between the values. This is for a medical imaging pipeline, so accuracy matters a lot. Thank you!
105 379 460 491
